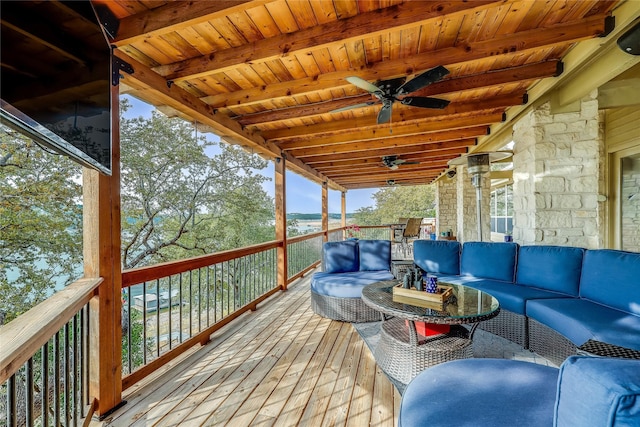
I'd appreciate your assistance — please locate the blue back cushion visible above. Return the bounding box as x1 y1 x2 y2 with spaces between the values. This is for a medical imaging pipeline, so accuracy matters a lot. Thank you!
358 239 391 271
516 245 584 296
580 249 640 315
555 356 640 427
461 242 518 282
413 240 461 275
323 240 359 273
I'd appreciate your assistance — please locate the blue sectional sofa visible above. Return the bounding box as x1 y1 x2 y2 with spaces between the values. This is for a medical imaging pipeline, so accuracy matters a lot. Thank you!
310 239 394 322
399 355 640 427
413 240 640 364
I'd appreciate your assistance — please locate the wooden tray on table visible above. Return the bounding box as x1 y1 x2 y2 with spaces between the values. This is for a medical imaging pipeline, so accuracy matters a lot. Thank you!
392 284 453 309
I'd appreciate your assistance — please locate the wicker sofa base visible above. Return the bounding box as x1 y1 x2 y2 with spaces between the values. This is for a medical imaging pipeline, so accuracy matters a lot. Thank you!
528 319 577 366
310 290 382 323
478 309 528 349
374 318 473 384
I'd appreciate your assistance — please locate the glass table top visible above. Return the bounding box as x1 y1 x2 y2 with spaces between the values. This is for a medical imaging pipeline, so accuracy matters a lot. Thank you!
361 280 500 324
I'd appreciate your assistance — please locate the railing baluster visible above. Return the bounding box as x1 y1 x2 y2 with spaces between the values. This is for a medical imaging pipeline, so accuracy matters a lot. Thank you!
7 373 16 427
156 279 160 358
42 341 48 427
73 314 79 426
65 323 71 425
54 331 60 427
25 358 33 427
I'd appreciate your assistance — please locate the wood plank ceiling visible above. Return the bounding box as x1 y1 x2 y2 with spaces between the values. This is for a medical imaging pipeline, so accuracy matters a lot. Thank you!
103 0 618 190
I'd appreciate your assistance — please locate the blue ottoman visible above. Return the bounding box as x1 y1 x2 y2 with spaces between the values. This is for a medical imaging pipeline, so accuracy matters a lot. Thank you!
399 358 558 427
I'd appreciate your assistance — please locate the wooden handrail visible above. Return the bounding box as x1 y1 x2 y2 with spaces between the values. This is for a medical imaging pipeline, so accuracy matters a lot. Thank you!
122 240 282 287
0 277 102 383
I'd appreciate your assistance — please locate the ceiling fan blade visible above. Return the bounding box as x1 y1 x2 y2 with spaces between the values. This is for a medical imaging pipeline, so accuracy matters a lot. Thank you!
345 76 383 94
402 96 450 109
377 103 393 124
396 65 450 94
330 101 377 114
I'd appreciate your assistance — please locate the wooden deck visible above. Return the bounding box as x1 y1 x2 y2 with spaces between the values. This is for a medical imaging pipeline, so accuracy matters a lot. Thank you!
101 273 400 426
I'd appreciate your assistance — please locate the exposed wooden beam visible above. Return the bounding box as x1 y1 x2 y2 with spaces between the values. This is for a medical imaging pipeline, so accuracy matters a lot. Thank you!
155 0 503 81
112 1 270 46
237 61 560 126
302 142 474 163
287 127 488 158
201 15 608 109
282 126 488 152
313 153 462 171
264 111 506 142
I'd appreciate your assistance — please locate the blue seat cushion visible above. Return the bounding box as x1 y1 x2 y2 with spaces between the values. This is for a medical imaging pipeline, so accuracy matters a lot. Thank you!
358 239 391 271
399 359 558 427
460 242 518 282
323 240 358 273
555 356 640 427
459 279 573 315
516 245 584 296
526 298 640 350
311 270 394 298
413 240 461 275
580 249 640 315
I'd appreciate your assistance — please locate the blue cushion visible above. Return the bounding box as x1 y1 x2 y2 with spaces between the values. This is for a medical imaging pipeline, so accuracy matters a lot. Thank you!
465 279 572 315
413 240 461 275
323 240 358 273
460 242 518 282
580 249 640 315
526 298 640 350
399 359 558 427
358 239 391 271
310 270 394 298
516 245 584 296
555 356 640 427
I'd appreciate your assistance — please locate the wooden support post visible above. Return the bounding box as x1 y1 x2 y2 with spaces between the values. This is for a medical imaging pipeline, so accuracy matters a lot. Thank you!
322 181 328 242
83 85 123 416
275 156 288 290
341 191 347 234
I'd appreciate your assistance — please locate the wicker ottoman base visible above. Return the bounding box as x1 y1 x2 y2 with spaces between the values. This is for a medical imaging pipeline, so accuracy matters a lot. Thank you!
374 317 473 384
310 290 382 323
528 319 577 366
478 309 528 348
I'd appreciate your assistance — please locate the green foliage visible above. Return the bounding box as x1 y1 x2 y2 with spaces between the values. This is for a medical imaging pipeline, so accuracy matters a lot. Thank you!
353 185 436 225
119 99 273 269
0 128 83 322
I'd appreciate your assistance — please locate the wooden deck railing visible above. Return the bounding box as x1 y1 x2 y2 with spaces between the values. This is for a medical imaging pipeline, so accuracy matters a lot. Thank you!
0 225 395 425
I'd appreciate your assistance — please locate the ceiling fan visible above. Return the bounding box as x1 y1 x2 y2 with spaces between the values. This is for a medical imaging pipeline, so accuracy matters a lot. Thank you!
332 65 451 124
382 155 419 170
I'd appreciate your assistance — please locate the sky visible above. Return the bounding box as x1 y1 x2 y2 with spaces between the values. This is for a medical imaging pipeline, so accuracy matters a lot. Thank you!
122 96 377 213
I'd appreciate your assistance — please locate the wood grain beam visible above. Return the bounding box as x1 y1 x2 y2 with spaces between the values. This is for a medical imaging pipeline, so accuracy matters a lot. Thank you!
155 0 503 81
237 61 559 126
313 153 462 171
201 15 607 109
301 142 474 163
281 126 488 152
286 126 488 157
264 110 506 142
111 1 269 46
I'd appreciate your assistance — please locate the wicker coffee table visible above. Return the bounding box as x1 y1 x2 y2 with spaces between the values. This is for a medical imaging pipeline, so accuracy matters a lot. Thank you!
361 280 500 384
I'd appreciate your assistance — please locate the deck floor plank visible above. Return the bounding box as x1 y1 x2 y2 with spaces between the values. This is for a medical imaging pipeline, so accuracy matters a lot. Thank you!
102 274 399 426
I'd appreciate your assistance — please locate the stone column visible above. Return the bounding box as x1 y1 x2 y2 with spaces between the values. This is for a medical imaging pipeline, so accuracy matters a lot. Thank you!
436 176 457 237
512 91 604 248
456 166 491 243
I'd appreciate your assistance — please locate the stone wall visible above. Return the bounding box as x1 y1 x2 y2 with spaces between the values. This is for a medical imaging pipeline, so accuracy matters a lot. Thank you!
455 166 491 243
436 176 457 237
512 91 604 248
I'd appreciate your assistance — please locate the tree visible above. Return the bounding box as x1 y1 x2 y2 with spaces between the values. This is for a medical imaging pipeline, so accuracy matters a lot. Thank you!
119 100 273 269
353 185 436 225
0 127 83 323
